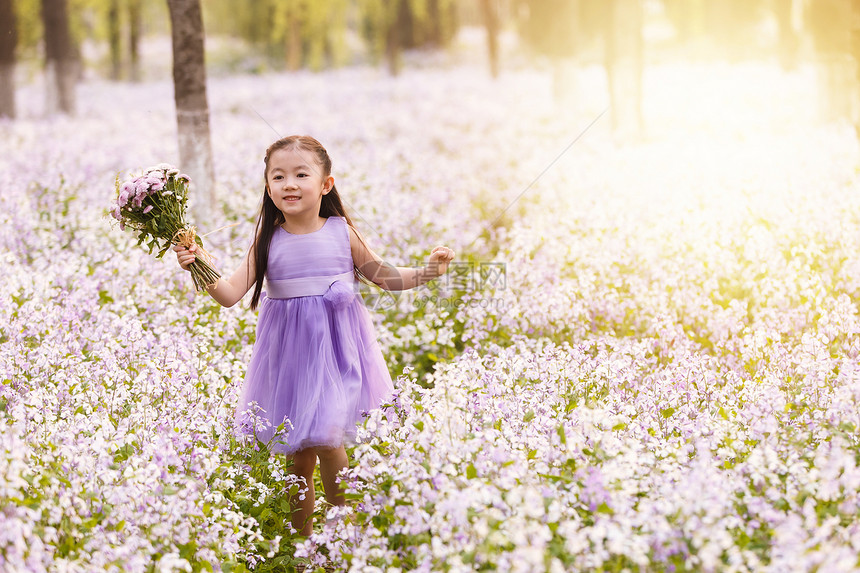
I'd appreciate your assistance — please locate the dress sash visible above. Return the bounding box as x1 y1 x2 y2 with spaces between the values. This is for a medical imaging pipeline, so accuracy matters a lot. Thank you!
265 271 356 299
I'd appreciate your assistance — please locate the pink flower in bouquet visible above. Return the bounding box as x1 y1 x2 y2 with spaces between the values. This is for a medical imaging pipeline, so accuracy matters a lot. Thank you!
134 178 150 197
111 165 220 292
118 182 134 207
145 176 165 191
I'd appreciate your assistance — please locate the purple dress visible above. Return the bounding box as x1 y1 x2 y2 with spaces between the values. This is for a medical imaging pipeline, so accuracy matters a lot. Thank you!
236 216 393 454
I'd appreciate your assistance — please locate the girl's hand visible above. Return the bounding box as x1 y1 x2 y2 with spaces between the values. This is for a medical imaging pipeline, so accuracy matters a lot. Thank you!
173 243 197 271
427 246 455 277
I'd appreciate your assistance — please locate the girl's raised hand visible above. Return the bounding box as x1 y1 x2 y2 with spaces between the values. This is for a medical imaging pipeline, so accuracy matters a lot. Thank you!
173 243 197 271
427 246 455 277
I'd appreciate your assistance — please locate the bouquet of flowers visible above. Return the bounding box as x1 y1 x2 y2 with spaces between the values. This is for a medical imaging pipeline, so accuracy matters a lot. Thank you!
110 164 220 291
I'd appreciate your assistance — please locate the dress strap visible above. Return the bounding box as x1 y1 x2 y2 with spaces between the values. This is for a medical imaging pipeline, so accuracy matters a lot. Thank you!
265 271 355 299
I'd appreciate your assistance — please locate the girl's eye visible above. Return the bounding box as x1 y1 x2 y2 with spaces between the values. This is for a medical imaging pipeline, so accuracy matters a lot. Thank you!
273 175 283 180
297 173 308 178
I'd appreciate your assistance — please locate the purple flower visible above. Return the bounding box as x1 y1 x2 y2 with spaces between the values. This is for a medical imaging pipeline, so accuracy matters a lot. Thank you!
143 205 154 214
580 467 612 512
117 181 134 207
134 178 150 196
145 176 165 191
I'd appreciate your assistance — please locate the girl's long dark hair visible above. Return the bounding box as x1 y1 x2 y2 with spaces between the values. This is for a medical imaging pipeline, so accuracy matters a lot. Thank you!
249 135 370 310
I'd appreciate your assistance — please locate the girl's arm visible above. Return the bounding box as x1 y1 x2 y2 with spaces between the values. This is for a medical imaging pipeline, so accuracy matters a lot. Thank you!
349 225 455 291
174 243 257 307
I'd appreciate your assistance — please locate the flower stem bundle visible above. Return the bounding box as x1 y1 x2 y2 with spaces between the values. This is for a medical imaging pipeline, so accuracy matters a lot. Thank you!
111 164 220 291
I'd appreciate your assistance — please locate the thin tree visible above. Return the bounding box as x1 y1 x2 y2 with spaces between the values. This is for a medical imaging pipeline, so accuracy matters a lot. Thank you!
806 0 856 123
514 0 597 102
129 0 141 81
480 0 499 78
285 0 303 71
604 0 644 139
0 0 16 118
166 0 216 225
386 0 407 76
851 0 860 138
42 0 76 114
107 0 122 80
774 0 799 71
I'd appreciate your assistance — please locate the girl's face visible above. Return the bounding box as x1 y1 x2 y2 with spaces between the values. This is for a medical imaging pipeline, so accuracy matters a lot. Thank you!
265 146 333 218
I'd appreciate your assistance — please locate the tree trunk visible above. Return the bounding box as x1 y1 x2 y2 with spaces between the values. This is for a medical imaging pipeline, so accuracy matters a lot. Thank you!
604 0 644 140
385 1 403 76
480 0 499 78
42 0 76 115
774 0 798 71
0 0 16 119
167 0 216 226
807 0 857 122
108 0 121 80
128 0 141 81
286 1 302 71
854 2 860 138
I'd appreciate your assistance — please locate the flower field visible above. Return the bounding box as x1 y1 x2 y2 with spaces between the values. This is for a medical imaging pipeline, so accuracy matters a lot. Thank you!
2 59 860 572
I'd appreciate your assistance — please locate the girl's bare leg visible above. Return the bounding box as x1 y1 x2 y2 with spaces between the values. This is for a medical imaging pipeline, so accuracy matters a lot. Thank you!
315 445 348 507
290 448 317 536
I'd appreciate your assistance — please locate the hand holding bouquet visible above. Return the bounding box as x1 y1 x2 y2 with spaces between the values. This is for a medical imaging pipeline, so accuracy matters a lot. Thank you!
110 164 220 291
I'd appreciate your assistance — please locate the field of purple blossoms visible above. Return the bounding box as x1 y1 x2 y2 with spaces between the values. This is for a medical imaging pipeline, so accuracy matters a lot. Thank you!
2 58 860 572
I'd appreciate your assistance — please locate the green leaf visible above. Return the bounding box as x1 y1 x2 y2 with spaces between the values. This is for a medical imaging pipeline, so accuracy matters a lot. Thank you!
557 424 567 445
179 541 197 560
98 289 114 306
661 407 675 419
523 410 535 423
466 463 477 479
596 502 614 515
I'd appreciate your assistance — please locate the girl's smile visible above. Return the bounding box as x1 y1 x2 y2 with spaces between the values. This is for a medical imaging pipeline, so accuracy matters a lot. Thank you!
266 147 333 218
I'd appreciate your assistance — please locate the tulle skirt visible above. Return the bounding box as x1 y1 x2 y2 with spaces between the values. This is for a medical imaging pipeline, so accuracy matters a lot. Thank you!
234 294 393 454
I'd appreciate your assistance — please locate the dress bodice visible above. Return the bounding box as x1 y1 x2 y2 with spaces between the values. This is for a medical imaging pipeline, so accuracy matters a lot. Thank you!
266 216 353 281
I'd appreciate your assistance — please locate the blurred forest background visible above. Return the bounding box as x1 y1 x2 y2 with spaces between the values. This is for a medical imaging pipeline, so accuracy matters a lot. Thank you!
4 1 860 120
3 0 860 219
5 0 860 130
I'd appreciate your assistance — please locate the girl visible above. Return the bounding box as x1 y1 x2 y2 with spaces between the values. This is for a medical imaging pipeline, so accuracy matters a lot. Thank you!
174 135 454 536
